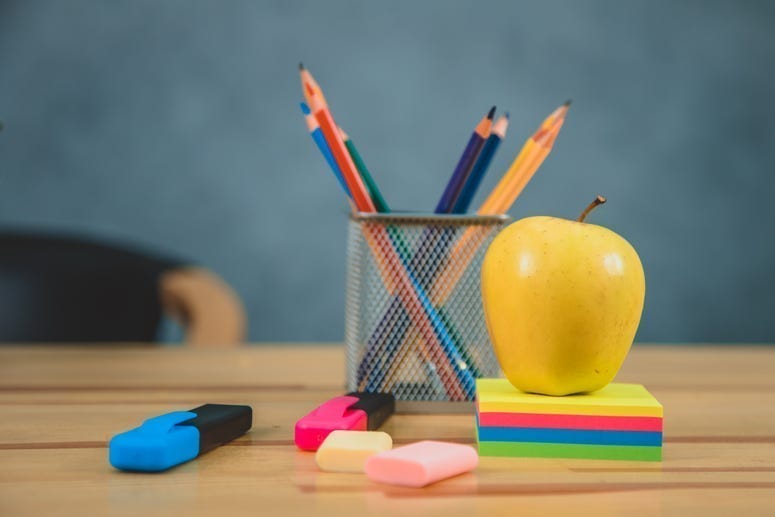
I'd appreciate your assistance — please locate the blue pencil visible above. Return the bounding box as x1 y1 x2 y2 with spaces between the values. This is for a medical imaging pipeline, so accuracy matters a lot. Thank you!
452 113 509 213
435 106 495 213
300 102 351 198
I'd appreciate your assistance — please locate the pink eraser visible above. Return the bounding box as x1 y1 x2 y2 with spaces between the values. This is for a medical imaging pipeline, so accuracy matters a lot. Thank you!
364 440 478 488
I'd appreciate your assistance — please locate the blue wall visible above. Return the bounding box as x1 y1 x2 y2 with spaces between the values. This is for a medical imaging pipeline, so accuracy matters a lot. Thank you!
0 0 773 342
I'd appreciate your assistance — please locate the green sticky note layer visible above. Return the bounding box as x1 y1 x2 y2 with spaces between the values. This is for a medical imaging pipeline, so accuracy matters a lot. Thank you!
476 379 663 417
478 441 662 461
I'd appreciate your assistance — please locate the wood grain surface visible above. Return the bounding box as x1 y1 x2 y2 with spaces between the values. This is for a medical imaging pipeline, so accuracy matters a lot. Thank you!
1 345 774 516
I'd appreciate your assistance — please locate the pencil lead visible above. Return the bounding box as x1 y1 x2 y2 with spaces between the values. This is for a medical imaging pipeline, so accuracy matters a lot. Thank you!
563 99 572 107
487 106 496 120
300 102 310 115
503 112 510 120
299 62 305 71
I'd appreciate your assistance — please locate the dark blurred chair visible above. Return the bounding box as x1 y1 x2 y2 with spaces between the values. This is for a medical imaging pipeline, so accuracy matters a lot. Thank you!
0 231 246 346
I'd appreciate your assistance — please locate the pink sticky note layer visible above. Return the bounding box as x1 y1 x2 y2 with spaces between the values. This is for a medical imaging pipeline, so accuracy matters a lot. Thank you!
365 440 478 488
477 410 663 432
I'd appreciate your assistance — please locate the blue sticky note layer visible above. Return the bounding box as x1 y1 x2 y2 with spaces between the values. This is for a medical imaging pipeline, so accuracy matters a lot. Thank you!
477 426 662 446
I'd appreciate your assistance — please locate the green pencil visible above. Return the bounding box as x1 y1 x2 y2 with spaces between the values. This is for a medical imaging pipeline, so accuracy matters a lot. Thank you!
339 128 390 213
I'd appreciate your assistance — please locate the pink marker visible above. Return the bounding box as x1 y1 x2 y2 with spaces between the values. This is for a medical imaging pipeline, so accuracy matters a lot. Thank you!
295 392 395 451
365 441 478 487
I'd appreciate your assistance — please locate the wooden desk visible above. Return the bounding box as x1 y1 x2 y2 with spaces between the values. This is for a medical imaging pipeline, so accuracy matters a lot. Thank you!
1 345 774 515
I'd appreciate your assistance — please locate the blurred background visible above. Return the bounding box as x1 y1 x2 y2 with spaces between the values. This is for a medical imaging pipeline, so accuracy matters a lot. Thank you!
0 0 773 343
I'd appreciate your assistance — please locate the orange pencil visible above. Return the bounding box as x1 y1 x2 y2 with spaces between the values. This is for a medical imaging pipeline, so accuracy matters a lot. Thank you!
299 63 326 110
305 84 376 213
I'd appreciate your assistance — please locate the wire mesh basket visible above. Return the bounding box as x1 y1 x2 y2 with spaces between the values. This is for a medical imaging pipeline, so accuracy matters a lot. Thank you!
344 213 510 406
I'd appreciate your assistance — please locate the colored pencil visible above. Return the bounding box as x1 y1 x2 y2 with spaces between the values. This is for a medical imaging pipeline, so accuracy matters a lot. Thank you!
479 103 568 215
300 102 351 198
435 106 495 213
452 113 509 213
339 128 390 213
541 99 571 130
305 85 376 212
493 116 565 212
299 63 326 110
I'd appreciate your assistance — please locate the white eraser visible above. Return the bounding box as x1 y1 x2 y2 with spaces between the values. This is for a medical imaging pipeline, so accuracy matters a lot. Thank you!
315 430 393 473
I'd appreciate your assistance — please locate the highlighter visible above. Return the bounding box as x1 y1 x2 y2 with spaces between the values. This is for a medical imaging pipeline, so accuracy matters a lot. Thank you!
295 392 395 451
109 404 252 472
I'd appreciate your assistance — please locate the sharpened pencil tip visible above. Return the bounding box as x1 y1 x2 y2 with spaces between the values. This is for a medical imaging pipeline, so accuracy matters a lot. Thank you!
300 102 310 115
298 62 305 71
503 112 510 119
487 106 496 120
563 99 572 107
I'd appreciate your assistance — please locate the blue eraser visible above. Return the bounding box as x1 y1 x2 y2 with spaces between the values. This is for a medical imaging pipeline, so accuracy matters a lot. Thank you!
109 404 252 472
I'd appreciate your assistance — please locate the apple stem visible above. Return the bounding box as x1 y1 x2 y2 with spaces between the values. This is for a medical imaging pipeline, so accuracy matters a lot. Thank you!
578 195 607 223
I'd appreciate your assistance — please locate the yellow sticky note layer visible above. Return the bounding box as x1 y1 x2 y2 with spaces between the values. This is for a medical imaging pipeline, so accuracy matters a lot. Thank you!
315 430 393 473
476 379 663 417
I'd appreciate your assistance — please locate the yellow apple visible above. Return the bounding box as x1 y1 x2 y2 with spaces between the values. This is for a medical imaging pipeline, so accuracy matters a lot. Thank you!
481 196 645 396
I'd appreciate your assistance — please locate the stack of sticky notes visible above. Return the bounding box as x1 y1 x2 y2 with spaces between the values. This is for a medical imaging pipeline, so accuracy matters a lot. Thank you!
475 379 663 461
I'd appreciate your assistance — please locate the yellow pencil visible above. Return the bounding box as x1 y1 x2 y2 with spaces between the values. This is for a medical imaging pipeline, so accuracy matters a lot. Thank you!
490 116 565 213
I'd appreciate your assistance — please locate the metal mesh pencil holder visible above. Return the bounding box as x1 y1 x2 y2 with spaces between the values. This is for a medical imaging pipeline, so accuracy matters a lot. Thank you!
345 213 510 405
